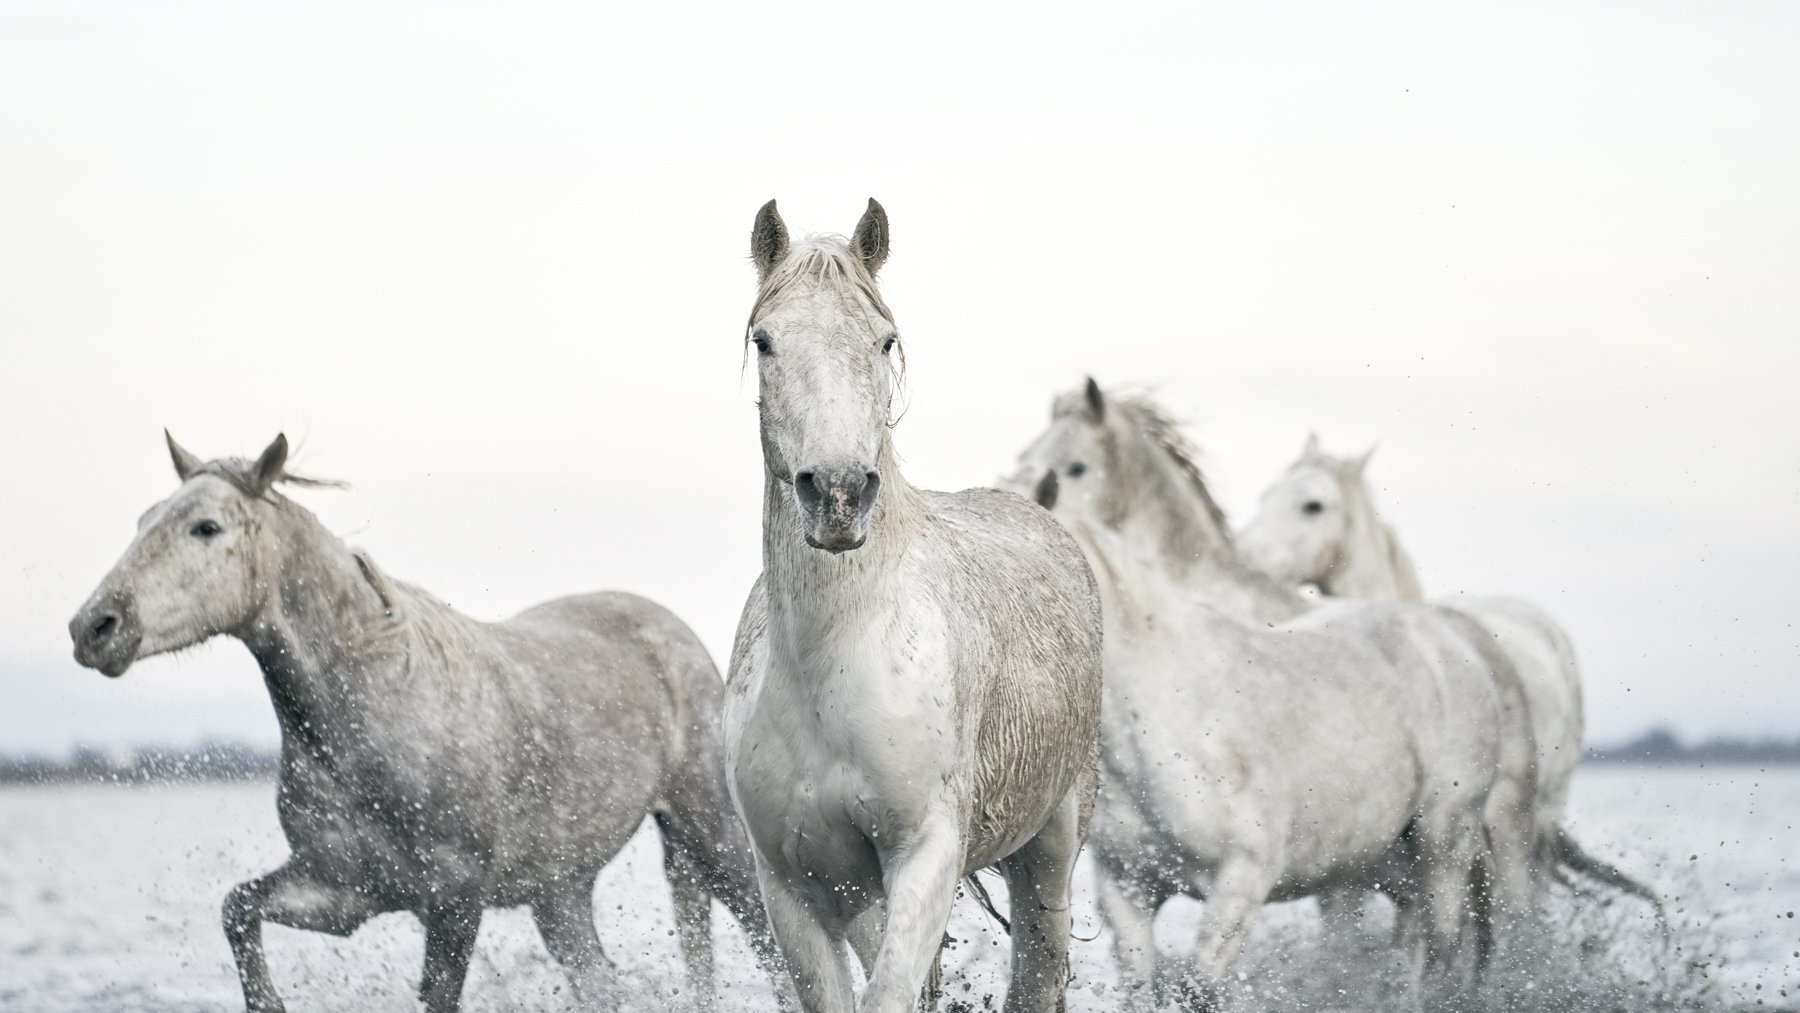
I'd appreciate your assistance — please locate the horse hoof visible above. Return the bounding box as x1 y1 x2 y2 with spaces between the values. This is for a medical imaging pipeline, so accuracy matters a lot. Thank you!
1173 975 1225 1013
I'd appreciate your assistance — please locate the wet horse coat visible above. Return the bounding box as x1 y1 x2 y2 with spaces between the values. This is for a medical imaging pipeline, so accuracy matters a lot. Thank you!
1239 435 1659 910
725 201 1105 1013
1009 384 1537 1008
69 435 782 1012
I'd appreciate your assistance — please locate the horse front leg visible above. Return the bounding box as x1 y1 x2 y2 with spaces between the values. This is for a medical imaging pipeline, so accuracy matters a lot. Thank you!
417 889 484 1013
862 818 963 1013
847 902 944 1012
759 857 857 1013
1181 854 1275 1013
1093 863 1164 1002
222 860 382 1013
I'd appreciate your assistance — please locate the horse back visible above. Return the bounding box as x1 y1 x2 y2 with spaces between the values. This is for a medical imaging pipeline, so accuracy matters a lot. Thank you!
473 591 725 893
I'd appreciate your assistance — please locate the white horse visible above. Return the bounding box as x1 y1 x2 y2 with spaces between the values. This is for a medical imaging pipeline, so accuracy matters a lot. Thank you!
724 200 1106 1013
1238 434 1660 909
1009 381 1539 1010
69 434 785 1012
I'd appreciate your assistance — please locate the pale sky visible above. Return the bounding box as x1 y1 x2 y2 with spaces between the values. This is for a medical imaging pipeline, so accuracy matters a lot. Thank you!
2 1 1796 753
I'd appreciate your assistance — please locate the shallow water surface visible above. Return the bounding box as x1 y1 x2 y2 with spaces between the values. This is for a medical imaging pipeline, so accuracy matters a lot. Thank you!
0 766 1794 1011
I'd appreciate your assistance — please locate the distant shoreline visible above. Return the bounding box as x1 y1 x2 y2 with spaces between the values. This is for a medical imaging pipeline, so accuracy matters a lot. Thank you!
0 743 277 785
3 728 1799 785
1581 728 1800 766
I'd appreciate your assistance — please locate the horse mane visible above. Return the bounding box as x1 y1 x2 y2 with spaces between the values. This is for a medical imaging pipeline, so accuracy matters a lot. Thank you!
1110 395 1232 546
1382 523 1425 599
192 458 349 501
1324 456 1425 600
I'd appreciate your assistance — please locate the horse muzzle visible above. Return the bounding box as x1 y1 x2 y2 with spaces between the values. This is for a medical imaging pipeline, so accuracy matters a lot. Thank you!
69 590 142 678
794 461 881 554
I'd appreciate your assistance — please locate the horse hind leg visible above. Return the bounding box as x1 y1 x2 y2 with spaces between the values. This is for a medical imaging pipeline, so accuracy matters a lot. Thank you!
995 787 1088 1013
531 879 623 1008
222 860 382 1013
661 833 717 1009
651 781 793 1001
1411 815 1482 1010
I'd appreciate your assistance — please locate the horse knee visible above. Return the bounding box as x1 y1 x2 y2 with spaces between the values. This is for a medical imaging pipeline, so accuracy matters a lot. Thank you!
245 874 375 938
222 881 262 938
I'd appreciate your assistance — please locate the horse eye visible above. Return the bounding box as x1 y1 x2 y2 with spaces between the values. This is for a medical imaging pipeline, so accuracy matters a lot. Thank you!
1068 462 1087 478
751 329 772 355
1302 501 1324 515
190 520 223 538
881 335 896 354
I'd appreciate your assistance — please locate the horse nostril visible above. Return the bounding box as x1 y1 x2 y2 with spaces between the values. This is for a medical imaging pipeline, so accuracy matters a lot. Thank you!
90 614 118 642
861 471 881 508
794 471 822 508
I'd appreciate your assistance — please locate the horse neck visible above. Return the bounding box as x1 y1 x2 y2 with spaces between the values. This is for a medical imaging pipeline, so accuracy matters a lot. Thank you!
1324 485 1424 601
762 434 925 665
1114 442 1308 624
237 503 405 744
1189 554 1313 624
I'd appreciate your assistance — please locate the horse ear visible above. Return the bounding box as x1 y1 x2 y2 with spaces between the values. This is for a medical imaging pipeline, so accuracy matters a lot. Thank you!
1084 377 1106 421
250 434 289 496
1353 444 1378 476
165 430 202 481
850 198 890 275
751 199 789 282
1302 432 1322 460
1034 469 1060 511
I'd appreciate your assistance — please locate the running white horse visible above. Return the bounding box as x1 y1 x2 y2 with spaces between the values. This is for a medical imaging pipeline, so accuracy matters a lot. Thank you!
1238 434 1660 908
724 200 1105 1013
69 434 785 1013
1009 382 1538 1010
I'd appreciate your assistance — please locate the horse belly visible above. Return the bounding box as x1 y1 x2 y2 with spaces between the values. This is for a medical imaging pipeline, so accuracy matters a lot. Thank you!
1268 762 1420 893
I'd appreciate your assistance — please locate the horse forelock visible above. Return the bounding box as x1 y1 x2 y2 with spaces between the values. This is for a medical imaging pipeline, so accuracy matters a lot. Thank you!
747 235 894 333
745 234 908 424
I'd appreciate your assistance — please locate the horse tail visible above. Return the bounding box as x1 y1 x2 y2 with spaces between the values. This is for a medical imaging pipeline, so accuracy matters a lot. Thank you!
964 873 1011 934
1551 824 1666 923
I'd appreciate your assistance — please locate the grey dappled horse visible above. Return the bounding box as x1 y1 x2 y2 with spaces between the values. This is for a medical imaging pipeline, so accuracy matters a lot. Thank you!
69 434 784 1012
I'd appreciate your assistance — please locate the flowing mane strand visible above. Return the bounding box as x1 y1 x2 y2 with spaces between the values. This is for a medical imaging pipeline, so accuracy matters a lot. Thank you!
193 458 348 502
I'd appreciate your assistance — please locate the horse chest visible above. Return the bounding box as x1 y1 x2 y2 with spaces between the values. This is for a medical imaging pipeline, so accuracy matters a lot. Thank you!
733 628 960 902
